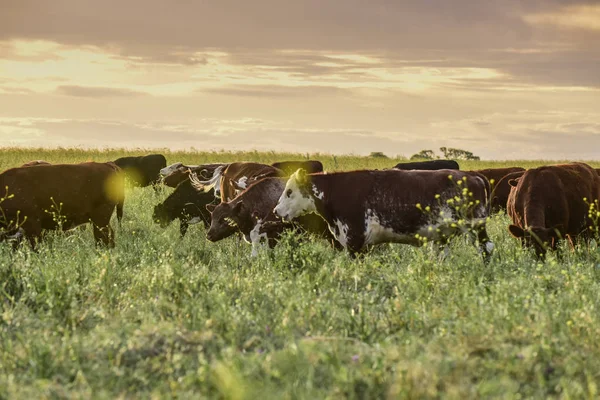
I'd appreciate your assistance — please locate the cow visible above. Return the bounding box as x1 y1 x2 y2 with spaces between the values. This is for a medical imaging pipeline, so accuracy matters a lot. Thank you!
160 163 227 188
21 160 51 167
507 162 600 258
474 167 526 212
0 162 125 248
205 177 336 256
271 160 324 176
486 169 526 213
393 160 459 171
113 154 167 187
273 169 493 260
197 162 281 202
153 177 217 236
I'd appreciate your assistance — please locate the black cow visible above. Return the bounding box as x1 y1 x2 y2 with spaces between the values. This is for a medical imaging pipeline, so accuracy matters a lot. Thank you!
153 177 217 237
393 160 459 171
113 154 167 187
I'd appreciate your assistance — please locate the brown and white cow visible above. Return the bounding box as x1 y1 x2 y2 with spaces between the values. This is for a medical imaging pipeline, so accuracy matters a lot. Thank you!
0 162 125 248
507 162 600 257
160 163 227 188
196 162 281 202
205 177 336 256
474 167 526 212
273 169 493 260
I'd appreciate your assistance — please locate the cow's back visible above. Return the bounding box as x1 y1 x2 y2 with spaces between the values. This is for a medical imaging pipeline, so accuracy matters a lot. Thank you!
220 162 281 201
393 160 460 171
510 163 600 233
0 162 124 227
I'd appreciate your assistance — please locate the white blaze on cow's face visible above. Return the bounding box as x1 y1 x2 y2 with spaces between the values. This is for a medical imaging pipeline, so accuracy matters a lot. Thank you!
273 169 316 220
160 163 183 177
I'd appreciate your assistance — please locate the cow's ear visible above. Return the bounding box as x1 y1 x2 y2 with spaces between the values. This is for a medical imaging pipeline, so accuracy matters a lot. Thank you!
508 224 524 238
233 201 244 214
295 168 307 184
206 204 217 213
508 178 520 187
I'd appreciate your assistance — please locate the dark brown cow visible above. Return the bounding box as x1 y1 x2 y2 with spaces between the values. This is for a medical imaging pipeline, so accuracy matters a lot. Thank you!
205 177 336 256
273 169 493 260
113 154 166 187
21 160 51 167
474 167 526 212
160 163 227 188
196 162 281 202
153 176 217 236
507 162 600 257
0 162 125 248
271 160 324 176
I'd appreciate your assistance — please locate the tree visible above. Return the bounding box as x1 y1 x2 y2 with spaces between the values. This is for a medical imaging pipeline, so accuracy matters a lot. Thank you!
410 149 437 160
439 147 480 161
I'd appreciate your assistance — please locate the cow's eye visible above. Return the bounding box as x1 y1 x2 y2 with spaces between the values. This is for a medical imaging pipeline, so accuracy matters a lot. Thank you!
286 189 292 197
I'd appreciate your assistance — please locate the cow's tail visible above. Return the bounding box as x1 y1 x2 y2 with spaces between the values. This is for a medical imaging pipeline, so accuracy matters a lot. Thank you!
116 198 124 225
191 165 224 198
107 161 126 226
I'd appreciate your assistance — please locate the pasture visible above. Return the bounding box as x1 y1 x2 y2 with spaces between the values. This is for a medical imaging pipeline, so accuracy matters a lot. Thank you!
2 148 600 398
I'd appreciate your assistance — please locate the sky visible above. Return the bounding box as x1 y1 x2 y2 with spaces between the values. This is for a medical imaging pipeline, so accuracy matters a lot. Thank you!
1 0 599 159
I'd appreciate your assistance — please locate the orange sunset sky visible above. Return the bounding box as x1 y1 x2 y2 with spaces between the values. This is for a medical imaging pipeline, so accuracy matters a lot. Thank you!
1 0 599 159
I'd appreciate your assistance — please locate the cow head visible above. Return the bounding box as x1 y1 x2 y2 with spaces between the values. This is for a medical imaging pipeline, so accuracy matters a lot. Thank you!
508 224 562 256
205 201 245 242
153 179 214 228
273 168 317 220
160 162 183 177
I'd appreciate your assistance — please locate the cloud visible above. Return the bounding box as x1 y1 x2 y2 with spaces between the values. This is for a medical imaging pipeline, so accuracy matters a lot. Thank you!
203 84 349 98
55 85 149 98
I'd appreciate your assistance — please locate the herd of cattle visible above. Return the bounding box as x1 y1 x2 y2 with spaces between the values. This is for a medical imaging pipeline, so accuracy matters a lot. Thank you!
1 153 600 261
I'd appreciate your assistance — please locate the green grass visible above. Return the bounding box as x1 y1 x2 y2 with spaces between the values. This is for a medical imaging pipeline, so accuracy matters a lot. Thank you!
2 148 600 398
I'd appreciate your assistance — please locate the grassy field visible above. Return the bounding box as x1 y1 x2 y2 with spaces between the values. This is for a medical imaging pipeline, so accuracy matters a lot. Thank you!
2 148 600 399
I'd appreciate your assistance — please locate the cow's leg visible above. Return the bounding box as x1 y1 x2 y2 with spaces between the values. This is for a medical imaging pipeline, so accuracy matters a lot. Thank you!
19 217 42 251
475 222 494 263
91 206 115 247
179 219 189 237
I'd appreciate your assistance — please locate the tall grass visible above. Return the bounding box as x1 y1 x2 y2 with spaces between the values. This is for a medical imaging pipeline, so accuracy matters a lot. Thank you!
1 148 600 398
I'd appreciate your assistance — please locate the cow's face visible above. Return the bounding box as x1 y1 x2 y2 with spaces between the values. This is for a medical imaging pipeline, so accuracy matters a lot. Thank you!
274 169 316 220
508 224 560 256
160 162 183 177
206 202 243 242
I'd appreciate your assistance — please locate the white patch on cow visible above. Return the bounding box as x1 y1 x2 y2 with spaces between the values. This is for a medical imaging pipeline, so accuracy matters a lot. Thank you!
485 241 495 253
188 217 202 225
160 163 182 177
331 219 350 249
363 209 419 246
3 227 25 241
273 173 316 220
192 166 224 198
249 219 268 257
236 176 248 190
312 184 324 200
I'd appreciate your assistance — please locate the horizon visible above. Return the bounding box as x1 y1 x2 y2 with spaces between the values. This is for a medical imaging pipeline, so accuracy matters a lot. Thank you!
1 1 599 160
